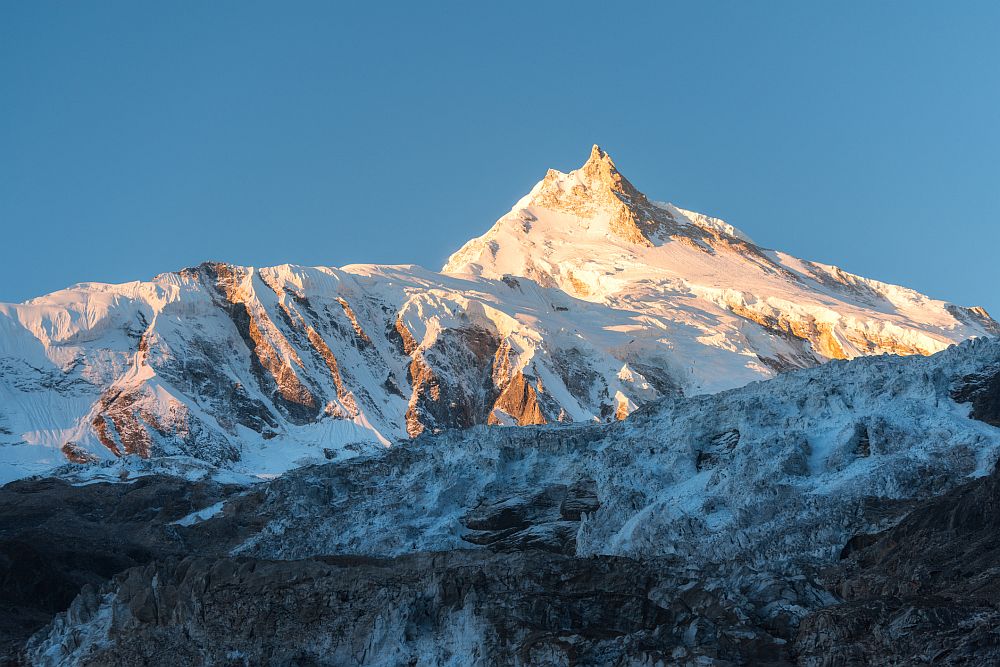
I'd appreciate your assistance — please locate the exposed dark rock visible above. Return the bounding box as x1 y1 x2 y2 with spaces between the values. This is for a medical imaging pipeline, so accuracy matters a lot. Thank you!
405 327 501 436
9 441 1000 665
26 551 796 667
946 304 1000 336
0 475 241 660
501 275 522 290
59 442 99 465
460 480 600 555
559 478 601 520
388 314 419 356
696 429 740 471
796 460 1000 665
464 488 567 553
952 366 1000 427
549 347 604 407
628 362 684 398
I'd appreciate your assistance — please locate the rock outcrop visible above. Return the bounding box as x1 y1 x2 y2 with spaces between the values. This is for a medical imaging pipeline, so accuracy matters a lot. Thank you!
26 552 801 667
796 457 1000 665
0 474 242 659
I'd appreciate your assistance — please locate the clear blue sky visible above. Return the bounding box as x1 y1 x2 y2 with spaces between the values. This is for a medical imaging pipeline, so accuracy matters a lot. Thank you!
2 2 998 314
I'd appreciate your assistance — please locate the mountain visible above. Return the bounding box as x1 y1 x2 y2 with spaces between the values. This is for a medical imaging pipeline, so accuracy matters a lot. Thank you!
11 336 1000 664
445 145 997 365
0 146 995 482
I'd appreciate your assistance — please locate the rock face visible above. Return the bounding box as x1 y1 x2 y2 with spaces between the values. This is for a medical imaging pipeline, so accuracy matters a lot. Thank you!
0 474 242 659
460 479 600 554
9 337 1000 665
0 147 996 483
795 460 1000 665
951 364 1000 427
25 552 799 667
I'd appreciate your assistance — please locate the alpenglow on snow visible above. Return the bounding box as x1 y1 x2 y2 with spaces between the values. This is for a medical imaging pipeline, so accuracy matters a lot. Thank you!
0 146 995 482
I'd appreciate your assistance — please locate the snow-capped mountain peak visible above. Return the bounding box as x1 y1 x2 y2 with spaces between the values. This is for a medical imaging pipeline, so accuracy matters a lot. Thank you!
449 144 757 280
0 147 994 482
513 144 689 248
533 145 644 212
445 145 996 362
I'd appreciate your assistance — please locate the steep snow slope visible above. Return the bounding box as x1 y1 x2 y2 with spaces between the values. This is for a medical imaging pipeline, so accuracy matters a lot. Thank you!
0 264 700 483
445 145 997 368
0 147 994 482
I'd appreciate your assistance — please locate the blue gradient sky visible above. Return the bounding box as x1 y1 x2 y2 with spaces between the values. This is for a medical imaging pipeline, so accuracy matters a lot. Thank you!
2 2 998 313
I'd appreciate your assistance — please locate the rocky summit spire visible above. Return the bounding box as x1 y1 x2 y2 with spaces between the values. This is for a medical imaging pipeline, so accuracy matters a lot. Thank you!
579 145 640 200
583 143 613 168
580 144 616 180
528 144 666 245
535 145 646 214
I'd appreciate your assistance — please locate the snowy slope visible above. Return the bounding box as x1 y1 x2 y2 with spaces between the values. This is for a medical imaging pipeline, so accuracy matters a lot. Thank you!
0 146 995 483
0 264 692 483
445 145 997 370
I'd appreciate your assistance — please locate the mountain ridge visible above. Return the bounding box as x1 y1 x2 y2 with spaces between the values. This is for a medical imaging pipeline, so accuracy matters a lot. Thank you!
0 147 995 482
